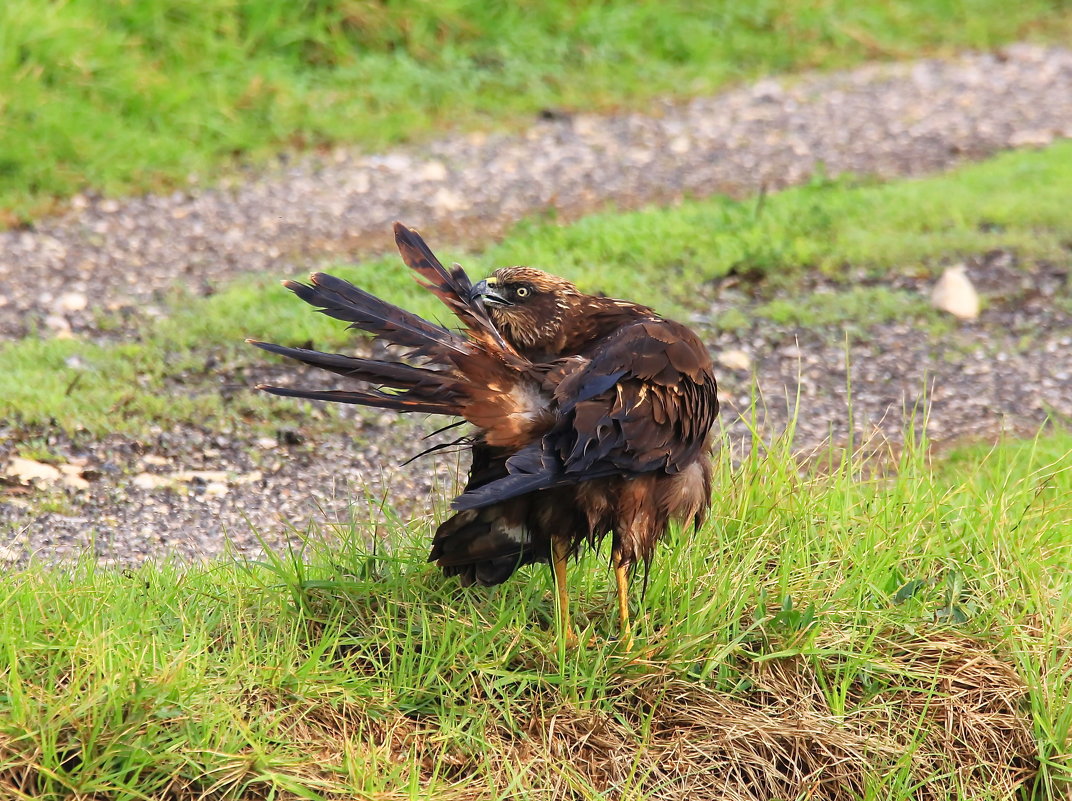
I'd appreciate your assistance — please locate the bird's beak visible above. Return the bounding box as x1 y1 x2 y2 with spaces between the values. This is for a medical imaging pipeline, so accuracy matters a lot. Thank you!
471 278 510 306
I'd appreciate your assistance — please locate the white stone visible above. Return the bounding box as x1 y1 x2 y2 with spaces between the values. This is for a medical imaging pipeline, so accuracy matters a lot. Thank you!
132 472 173 491
4 457 61 485
173 470 230 484
234 470 264 485
432 187 465 211
718 349 753 372
931 265 980 320
668 135 692 154
1008 129 1054 148
58 463 91 489
418 160 449 182
44 314 71 333
58 292 88 312
60 472 91 492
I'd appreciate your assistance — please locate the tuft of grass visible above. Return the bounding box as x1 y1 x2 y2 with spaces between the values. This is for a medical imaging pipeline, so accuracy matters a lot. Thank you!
2 0 1072 222
1 421 1069 798
3 142 1071 435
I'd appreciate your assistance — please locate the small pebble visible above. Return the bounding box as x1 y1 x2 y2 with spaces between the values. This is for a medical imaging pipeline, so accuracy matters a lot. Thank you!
718 349 753 372
931 265 980 319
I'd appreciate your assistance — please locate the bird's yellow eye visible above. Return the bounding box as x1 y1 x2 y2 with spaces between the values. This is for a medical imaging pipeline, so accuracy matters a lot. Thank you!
515 286 530 299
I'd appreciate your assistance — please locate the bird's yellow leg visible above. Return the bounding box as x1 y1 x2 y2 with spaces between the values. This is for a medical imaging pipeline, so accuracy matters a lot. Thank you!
552 537 577 647
613 554 634 652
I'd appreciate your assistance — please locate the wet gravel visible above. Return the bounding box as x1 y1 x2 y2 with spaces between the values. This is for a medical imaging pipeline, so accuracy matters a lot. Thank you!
2 45 1072 565
3 249 1068 566
707 251 1072 454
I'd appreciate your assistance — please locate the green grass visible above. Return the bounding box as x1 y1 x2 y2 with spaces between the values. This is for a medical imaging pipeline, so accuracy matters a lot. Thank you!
1 421 1069 799
2 0 1071 223
3 141 1071 435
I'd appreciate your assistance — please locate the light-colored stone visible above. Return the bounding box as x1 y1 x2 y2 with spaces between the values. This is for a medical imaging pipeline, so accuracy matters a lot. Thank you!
255 436 278 450
132 472 174 491
668 135 692 154
234 470 264 485
58 292 88 312
5 457 61 485
432 187 465 211
173 470 230 484
931 264 980 319
419 160 449 182
58 463 91 490
1008 128 1054 147
203 482 229 497
44 314 71 333
61 472 91 492
0 546 21 563
718 349 753 372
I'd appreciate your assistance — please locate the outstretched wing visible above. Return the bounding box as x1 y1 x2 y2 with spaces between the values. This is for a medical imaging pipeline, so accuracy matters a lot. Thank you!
452 319 718 510
251 227 553 450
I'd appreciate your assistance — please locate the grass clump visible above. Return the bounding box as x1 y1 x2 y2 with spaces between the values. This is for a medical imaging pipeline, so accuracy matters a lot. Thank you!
0 422 1069 798
2 0 1072 222
3 142 1071 435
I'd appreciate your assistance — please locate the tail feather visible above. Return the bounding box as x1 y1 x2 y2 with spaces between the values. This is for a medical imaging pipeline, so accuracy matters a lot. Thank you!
247 340 448 390
285 272 470 357
430 502 547 587
255 384 456 415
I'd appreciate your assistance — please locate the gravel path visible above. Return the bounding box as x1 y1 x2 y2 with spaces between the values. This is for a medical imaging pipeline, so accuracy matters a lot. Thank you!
4 44 1072 339
3 247 1068 566
2 44 1071 565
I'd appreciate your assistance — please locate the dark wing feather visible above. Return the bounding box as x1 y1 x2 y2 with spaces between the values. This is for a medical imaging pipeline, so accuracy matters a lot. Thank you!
452 319 718 511
284 273 469 357
393 222 517 355
255 384 457 414
248 340 448 389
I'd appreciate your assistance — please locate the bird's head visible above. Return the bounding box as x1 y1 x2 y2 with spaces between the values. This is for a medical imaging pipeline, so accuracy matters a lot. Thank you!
471 267 580 355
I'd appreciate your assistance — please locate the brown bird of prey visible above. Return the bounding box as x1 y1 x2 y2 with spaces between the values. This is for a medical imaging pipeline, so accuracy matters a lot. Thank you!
249 223 718 649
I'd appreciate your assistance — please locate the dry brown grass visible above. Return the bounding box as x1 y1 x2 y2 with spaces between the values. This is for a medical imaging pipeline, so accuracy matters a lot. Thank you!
468 630 1036 800
0 624 1041 800
29 628 1038 800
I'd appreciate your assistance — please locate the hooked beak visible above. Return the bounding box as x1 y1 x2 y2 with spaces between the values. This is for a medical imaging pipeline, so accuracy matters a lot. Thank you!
471 278 510 306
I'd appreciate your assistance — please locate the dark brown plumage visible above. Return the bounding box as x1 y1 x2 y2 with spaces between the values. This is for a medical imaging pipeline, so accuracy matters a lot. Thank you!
249 223 718 648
